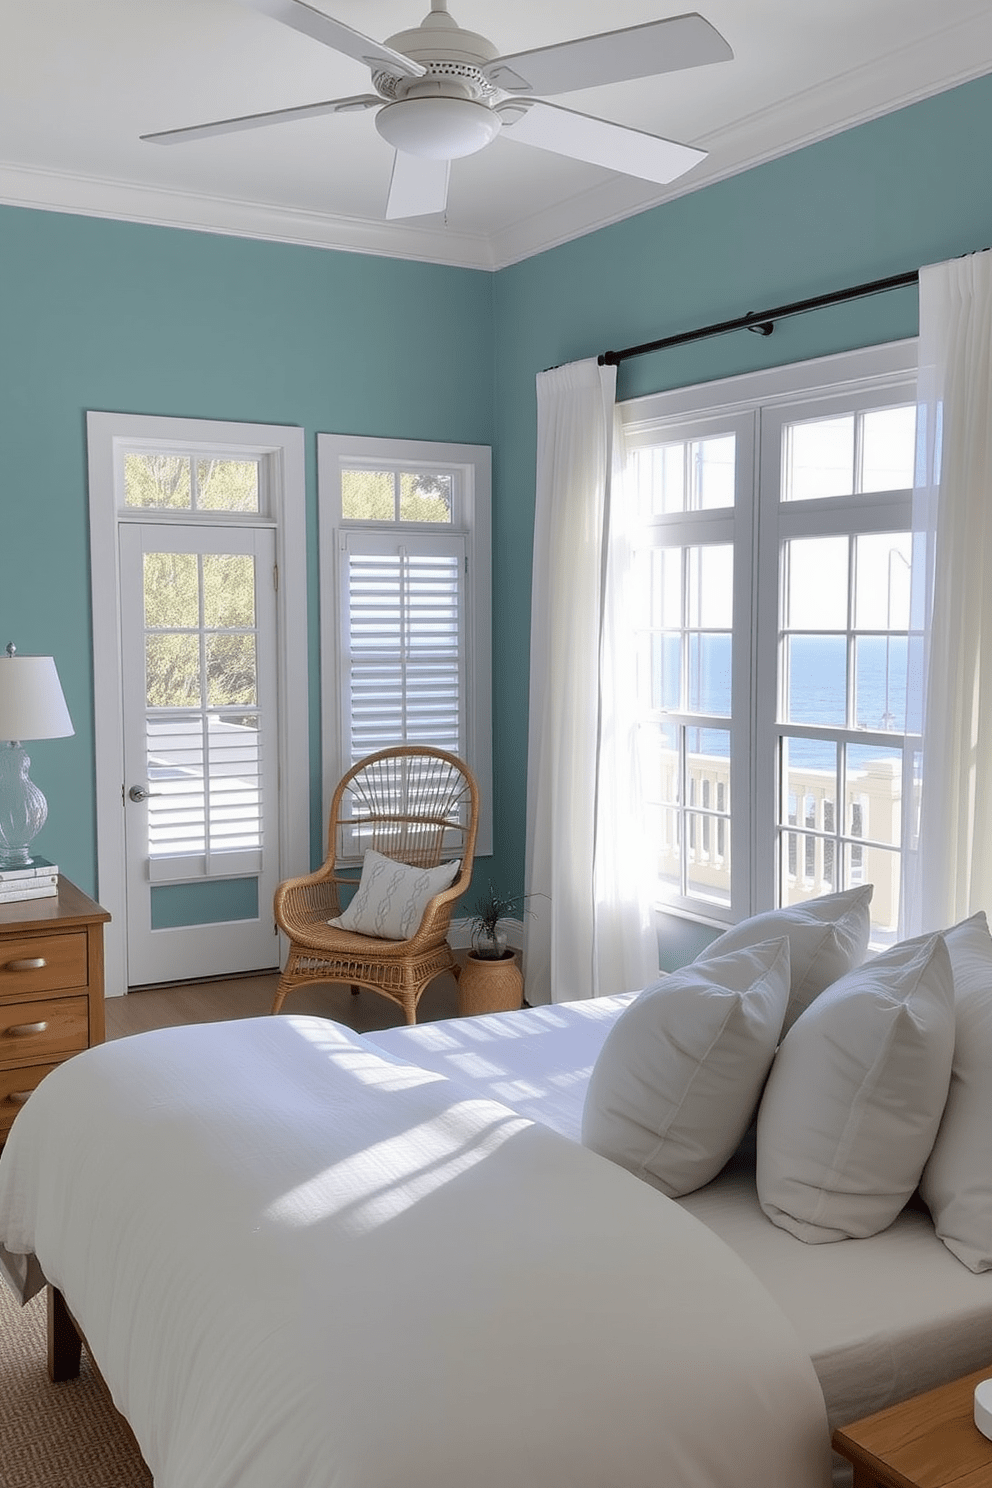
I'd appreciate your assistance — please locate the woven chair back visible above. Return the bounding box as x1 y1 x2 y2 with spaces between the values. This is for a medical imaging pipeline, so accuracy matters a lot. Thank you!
330 746 478 873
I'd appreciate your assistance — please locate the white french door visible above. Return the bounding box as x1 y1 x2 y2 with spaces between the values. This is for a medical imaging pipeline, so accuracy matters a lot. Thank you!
119 523 280 984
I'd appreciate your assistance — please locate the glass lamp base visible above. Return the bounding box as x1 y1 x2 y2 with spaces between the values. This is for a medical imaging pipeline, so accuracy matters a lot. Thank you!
0 743 48 869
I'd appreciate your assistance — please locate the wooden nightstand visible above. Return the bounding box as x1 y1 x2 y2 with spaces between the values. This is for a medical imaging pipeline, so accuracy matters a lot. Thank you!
0 876 110 1145
833 1364 992 1488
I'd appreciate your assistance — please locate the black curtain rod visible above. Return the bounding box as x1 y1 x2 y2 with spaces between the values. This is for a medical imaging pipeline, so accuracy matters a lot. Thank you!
598 267 920 367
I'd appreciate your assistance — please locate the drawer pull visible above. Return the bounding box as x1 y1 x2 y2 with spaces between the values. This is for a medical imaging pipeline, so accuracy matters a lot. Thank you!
7 1021 48 1037
7 1090 32 1105
6 957 47 972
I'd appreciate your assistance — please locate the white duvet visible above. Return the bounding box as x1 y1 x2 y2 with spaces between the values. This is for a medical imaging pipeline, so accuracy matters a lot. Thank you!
0 1014 829 1488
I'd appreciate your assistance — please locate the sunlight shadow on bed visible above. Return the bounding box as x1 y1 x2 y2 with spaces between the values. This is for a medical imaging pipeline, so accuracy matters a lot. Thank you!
263 1104 531 1236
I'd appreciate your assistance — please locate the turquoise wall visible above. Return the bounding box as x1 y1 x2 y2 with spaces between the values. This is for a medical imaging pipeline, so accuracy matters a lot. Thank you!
3 71 992 932
491 72 992 944
0 209 493 894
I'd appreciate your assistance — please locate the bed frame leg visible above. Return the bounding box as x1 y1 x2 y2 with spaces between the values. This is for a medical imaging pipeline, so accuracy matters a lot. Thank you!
47 1285 83 1383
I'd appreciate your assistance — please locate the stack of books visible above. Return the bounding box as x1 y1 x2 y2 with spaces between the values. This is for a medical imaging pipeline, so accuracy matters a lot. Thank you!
0 857 59 905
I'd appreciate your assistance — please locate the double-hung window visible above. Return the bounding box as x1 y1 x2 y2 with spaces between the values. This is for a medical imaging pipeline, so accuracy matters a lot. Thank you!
621 342 919 947
318 433 493 855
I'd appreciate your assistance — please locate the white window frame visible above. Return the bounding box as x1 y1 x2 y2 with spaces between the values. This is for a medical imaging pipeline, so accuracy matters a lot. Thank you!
621 340 918 928
88 412 310 995
317 433 493 856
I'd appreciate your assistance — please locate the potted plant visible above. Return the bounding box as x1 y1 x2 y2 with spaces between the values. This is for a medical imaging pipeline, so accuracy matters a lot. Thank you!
468 881 525 960
459 881 527 1016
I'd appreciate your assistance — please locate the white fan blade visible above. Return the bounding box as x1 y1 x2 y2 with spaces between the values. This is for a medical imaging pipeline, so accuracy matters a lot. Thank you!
142 95 380 145
498 99 705 185
235 0 425 80
485 12 731 96
385 151 450 219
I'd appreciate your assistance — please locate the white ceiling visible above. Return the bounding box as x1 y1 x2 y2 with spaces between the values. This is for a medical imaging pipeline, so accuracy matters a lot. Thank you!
3 0 992 270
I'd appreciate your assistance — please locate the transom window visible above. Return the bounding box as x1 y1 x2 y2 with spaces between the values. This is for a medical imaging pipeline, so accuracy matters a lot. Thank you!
124 453 261 512
341 466 453 524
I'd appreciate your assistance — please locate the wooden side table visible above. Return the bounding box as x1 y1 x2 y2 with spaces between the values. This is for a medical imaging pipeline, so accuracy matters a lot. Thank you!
0 876 110 1145
833 1364 992 1488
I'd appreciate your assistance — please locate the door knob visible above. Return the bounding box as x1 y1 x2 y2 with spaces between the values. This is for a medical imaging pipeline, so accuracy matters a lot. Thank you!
128 784 162 802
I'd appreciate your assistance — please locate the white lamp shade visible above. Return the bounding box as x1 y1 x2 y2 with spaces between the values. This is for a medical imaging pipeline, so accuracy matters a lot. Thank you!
0 655 74 741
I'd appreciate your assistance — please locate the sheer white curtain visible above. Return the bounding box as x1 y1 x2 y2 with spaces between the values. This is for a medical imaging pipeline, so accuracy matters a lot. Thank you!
524 358 658 1004
904 248 992 933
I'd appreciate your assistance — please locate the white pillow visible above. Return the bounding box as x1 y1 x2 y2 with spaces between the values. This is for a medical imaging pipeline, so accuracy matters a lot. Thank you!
919 911 992 1271
329 850 460 941
756 932 955 1243
699 885 873 1035
581 937 790 1199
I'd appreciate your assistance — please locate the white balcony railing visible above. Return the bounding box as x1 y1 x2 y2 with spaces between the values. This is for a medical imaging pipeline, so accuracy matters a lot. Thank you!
651 752 902 933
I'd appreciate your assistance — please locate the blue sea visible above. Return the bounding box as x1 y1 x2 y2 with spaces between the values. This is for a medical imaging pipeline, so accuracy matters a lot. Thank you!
661 634 921 769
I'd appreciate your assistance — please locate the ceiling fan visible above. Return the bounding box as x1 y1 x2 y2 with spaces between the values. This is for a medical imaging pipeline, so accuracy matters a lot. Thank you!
142 0 733 220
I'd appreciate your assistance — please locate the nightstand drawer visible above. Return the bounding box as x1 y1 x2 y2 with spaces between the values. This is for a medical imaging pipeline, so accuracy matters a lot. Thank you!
0 1061 64 1138
0 933 89 996
0 996 89 1067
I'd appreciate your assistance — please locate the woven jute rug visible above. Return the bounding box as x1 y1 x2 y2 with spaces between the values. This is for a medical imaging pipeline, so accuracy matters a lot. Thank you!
0 1280 152 1488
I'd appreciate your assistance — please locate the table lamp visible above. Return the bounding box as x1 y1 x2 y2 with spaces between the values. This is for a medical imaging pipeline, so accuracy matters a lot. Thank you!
0 643 74 869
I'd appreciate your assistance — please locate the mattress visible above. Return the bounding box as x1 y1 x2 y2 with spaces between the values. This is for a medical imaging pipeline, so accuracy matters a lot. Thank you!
369 1000 992 1459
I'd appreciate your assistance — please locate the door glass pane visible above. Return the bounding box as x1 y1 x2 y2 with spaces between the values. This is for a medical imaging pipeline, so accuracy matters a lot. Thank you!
125 454 192 509
206 634 257 707
203 554 256 629
785 636 847 725
784 416 854 500
861 406 916 493
143 551 198 628
783 536 848 630
196 459 259 512
146 634 200 707
143 547 262 862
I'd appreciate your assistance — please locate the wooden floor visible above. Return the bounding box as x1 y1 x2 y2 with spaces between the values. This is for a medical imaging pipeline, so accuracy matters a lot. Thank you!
104 968 462 1041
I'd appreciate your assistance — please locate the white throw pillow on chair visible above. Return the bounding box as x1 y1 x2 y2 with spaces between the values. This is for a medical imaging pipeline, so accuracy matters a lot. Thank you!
329 849 460 941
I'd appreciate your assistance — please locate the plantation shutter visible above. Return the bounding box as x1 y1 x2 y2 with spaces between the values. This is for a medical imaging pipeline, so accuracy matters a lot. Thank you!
339 530 467 766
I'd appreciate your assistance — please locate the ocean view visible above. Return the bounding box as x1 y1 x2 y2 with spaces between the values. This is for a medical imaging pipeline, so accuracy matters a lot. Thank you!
664 633 919 769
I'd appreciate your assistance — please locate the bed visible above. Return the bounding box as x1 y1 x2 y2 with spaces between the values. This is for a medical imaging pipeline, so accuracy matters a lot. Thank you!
0 1012 830 1488
368 991 992 1478
1 889 990 1487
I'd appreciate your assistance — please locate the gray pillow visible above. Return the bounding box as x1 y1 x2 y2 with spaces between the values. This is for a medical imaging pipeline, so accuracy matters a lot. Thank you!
699 885 873 1034
582 938 790 1198
756 932 954 1243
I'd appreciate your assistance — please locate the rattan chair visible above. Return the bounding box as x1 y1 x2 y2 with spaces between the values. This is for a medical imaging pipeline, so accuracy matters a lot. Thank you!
272 746 479 1024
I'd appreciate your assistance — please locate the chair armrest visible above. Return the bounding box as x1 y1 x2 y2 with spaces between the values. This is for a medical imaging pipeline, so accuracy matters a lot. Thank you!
275 868 353 931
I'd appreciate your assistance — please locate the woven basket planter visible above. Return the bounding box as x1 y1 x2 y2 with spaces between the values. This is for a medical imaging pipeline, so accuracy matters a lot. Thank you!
456 949 523 1017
